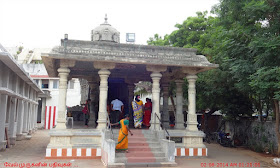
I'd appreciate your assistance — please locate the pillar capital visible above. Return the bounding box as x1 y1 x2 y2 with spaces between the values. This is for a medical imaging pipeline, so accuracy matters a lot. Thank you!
162 83 169 93
186 74 198 80
60 60 76 68
58 67 70 74
89 82 98 89
175 79 184 84
146 65 167 73
98 69 111 76
182 67 201 75
150 72 162 79
94 61 115 69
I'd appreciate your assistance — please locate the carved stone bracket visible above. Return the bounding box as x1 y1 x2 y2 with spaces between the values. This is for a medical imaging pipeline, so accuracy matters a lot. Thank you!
182 67 203 75
60 59 76 68
93 61 115 69
146 65 167 72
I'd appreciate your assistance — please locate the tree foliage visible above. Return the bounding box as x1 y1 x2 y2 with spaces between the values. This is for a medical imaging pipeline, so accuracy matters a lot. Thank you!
147 0 280 119
147 0 280 154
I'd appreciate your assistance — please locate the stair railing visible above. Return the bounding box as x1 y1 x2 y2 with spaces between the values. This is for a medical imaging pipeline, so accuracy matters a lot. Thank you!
155 113 171 142
106 114 114 140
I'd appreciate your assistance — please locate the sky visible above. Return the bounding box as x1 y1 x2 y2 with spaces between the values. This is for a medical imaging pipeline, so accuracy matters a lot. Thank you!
0 0 219 50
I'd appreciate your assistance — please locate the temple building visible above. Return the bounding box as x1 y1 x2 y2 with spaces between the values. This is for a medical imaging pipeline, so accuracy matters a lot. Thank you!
42 16 218 166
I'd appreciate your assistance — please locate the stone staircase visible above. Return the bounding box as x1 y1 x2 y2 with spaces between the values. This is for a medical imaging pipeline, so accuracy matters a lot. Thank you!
109 129 177 167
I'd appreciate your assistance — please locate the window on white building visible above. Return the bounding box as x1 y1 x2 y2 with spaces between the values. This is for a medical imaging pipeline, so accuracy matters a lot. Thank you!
68 80 74 89
53 79 59 89
42 79 49 89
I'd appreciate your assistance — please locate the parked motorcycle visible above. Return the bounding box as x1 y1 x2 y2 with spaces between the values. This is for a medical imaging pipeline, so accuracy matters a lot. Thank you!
218 131 233 147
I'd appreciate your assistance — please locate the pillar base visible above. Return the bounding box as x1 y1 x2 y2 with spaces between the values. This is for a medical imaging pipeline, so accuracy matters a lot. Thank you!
186 123 198 132
168 130 206 148
25 135 32 140
9 137 16 145
183 131 205 148
37 123 45 130
0 141 7 151
28 130 33 135
175 113 185 129
56 122 67 129
16 133 25 141
162 121 170 129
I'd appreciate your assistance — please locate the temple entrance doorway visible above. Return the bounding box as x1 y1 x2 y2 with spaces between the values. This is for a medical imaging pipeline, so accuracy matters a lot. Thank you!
108 78 129 124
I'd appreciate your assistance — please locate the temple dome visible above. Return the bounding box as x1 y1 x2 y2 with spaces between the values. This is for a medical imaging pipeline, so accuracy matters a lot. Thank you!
91 15 120 43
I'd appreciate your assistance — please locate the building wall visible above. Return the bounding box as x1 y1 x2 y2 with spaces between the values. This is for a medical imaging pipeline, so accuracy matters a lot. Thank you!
0 45 42 151
225 120 277 154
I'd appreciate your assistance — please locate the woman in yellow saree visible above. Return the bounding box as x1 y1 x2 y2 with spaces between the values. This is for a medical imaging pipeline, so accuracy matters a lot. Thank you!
132 95 144 128
111 114 133 152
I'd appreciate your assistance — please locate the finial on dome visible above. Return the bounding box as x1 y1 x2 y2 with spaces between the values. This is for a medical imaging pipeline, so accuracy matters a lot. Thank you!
91 15 120 43
104 14 108 24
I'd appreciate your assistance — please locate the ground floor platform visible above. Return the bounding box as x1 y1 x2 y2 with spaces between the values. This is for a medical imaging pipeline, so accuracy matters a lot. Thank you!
0 129 276 168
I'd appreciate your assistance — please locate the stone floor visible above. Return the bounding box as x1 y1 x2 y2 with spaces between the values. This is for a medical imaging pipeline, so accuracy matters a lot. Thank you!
0 129 279 168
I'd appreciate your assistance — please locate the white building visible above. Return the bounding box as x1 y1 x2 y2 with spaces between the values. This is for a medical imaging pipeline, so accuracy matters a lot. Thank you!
9 47 82 129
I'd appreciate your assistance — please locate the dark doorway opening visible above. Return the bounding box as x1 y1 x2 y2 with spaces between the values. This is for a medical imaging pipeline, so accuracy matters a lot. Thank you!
108 78 129 120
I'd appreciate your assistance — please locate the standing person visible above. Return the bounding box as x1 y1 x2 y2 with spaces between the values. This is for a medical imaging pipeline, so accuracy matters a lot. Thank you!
143 98 152 128
111 114 133 152
132 95 144 128
82 99 91 127
111 98 124 127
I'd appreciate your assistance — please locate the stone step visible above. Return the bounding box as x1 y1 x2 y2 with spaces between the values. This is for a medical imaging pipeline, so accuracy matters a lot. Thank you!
128 145 161 149
112 133 156 138
115 156 167 163
116 151 165 157
128 146 162 152
113 137 158 142
128 141 159 146
107 162 177 168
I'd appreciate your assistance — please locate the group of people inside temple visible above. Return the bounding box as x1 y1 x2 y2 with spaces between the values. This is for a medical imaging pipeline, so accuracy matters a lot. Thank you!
81 95 153 152
81 95 153 129
109 95 152 129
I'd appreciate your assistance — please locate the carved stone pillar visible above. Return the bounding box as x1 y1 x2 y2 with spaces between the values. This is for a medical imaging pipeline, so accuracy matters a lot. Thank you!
29 104 34 133
162 84 170 128
56 67 70 129
0 94 8 151
147 65 166 131
79 78 89 105
34 104 38 130
127 84 135 127
97 69 110 129
40 98 46 129
89 83 98 127
186 75 198 131
8 97 17 145
150 72 162 130
16 99 25 140
94 62 115 130
22 101 28 134
175 80 185 129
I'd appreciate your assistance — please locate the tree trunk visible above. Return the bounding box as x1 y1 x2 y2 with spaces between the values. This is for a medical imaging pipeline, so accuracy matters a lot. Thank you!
258 97 263 122
274 100 280 156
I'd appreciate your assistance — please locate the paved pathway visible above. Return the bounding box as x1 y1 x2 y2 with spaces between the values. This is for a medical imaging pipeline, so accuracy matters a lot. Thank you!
0 129 278 168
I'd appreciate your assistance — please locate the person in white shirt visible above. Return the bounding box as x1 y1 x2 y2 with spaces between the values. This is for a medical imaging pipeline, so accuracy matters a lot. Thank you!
111 98 124 126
